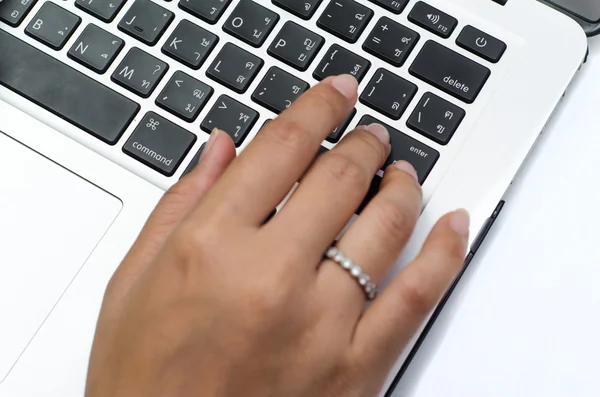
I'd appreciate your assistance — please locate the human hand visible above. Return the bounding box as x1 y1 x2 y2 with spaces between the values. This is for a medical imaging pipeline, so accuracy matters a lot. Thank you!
85 75 470 397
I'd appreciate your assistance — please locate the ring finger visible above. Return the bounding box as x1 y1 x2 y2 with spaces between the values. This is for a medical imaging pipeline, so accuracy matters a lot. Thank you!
316 161 423 316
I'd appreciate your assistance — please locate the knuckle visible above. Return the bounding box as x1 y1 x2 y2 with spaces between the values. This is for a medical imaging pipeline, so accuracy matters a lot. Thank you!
351 129 388 161
399 272 438 316
371 198 412 241
266 118 313 153
322 152 369 191
312 83 348 115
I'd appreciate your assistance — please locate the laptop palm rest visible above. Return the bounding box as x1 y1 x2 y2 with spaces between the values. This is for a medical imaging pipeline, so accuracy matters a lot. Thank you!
0 132 121 383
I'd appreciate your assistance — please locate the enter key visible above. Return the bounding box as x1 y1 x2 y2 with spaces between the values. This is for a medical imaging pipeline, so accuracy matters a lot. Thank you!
359 115 440 184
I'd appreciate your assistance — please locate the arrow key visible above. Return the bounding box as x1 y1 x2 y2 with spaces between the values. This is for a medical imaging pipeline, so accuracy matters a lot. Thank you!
156 71 214 122
201 95 259 147
68 24 124 74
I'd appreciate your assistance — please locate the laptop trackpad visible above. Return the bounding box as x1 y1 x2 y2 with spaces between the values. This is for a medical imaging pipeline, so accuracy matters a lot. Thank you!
0 133 122 382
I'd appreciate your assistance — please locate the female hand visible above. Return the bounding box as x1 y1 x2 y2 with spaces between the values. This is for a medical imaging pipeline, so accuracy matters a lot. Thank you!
85 75 470 397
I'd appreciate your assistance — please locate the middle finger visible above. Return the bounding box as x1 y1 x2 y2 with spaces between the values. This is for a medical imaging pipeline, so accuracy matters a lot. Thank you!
191 75 358 226
268 124 390 260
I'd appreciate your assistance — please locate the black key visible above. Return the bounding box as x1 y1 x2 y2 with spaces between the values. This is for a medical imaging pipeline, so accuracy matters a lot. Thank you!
179 0 232 24
68 24 124 74
456 25 506 63
252 67 310 114
268 21 325 71
123 112 197 176
408 1 457 38
180 143 205 178
363 17 419 67
0 0 37 27
327 108 356 143
25 2 81 50
360 69 417 120
157 71 214 122
317 0 373 43
356 175 381 215
75 0 125 23
201 95 259 147
0 30 139 144
409 40 490 104
358 115 439 183
369 0 408 14
313 44 370 82
223 0 279 48
206 43 264 94
407 92 465 145
111 47 169 98
162 20 218 70
118 0 174 46
272 0 322 20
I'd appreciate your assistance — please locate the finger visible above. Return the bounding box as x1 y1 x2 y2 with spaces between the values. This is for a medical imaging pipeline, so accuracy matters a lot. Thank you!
269 124 390 263
192 75 358 226
317 161 422 311
351 210 470 370
108 130 236 298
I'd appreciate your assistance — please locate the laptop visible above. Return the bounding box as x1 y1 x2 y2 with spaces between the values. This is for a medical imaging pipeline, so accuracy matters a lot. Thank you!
0 0 587 395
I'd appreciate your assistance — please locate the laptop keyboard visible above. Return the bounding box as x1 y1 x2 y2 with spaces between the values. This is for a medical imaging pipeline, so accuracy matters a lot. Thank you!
0 0 508 204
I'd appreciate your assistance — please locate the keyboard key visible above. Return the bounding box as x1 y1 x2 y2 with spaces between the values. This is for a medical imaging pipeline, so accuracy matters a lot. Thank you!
363 17 419 67
68 24 124 74
368 0 408 14
111 47 169 98
358 115 439 183
180 143 205 178
223 0 279 48
25 2 81 50
313 44 371 82
123 112 197 176
157 71 214 122
179 0 232 25
409 41 490 103
0 30 139 144
118 0 174 46
456 25 506 63
407 92 465 145
201 95 259 147
162 20 218 70
252 67 310 114
317 0 373 43
360 69 417 120
0 0 37 27
206 43 264 94
268 21 325 71
75 0 125 23
408 1 457 39
327 108 356 143
272 0 322 20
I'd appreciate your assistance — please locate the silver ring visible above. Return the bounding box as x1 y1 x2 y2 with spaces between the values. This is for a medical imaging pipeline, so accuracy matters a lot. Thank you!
324 247 378 301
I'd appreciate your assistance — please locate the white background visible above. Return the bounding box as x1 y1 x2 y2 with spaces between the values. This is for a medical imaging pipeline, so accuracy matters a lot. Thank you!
392 36 600 396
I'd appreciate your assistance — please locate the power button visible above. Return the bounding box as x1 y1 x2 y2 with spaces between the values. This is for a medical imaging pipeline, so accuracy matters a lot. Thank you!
456 25 507 63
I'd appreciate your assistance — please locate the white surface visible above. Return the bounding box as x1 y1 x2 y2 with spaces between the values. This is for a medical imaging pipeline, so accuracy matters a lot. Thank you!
391 37 600 397
0 133 121 382
0 103 164 396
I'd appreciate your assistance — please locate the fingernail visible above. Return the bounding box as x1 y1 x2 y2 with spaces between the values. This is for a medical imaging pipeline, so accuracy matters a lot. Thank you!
449 209 470 238
394 160 418 181
330 74 358 100
200 128 220 161
356 123 390 145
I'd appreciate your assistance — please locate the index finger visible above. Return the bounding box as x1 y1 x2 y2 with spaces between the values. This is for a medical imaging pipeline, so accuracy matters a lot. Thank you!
196 74 358 226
